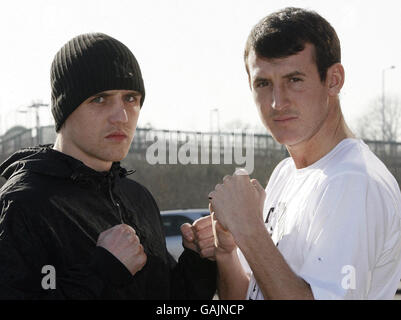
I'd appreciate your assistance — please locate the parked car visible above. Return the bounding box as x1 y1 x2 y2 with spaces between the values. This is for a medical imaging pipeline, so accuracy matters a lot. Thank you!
160 208 210 261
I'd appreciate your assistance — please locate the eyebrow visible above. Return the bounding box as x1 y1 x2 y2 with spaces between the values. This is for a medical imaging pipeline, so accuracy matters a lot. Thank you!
126 91 142 96
252 71 306 85
91 92 111 98
91 91 142 98
282 71 306 79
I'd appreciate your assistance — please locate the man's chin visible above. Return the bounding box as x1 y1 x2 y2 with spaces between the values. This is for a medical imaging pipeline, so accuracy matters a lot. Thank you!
102 148 130 163
270 132 290 145
111 153 129 163
271 133 302 147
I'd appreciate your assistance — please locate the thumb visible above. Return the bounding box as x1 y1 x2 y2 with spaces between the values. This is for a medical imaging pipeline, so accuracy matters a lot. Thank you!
213 217 236 253
211 212 228 232
180 223 195 242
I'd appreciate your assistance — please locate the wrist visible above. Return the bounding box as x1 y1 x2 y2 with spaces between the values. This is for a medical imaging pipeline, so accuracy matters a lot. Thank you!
215 248 237 262
233 218 267 251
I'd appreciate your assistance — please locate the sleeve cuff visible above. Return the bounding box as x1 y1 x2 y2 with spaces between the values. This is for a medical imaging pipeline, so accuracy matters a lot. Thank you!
89 246 133 287
179 247 217 276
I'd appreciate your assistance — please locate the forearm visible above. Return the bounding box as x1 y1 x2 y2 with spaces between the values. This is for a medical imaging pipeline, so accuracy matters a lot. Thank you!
216 250 249 300
237 223 314 300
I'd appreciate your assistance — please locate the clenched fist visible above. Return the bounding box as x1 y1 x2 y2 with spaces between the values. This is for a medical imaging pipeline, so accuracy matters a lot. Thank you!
97 224 147 276
210 206 237 257
181 215 216 260
208 168 266 241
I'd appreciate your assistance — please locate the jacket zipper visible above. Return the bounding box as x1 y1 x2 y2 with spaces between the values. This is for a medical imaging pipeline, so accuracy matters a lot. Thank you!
108 174 124 224
107 172 147 251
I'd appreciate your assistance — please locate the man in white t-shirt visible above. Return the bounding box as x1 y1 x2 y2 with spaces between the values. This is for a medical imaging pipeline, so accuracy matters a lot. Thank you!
208 7 401 299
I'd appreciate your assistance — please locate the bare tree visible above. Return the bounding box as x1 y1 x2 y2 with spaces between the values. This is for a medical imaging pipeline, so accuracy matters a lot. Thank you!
356 95 401 142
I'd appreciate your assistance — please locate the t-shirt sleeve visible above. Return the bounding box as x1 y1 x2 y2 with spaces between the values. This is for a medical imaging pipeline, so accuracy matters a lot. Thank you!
297 173 401 300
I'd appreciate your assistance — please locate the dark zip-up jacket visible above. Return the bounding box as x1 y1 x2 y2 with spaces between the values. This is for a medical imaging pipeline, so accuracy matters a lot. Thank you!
0 146 216 299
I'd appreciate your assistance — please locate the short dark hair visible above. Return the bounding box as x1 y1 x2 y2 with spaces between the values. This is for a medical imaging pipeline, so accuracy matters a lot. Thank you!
244 7 341 81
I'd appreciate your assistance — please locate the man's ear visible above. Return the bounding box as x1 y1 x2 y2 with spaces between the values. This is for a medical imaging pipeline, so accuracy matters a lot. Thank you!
326 63 345 96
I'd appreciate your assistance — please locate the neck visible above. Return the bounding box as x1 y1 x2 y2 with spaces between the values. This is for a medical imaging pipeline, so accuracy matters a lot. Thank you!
287 101 355 169
53 134 112 172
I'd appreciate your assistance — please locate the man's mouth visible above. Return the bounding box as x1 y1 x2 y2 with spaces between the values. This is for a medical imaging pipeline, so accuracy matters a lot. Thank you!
273 116 298 123
105 131 128 141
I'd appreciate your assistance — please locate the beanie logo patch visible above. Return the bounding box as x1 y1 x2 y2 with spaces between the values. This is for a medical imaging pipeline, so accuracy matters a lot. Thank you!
113 59 137 79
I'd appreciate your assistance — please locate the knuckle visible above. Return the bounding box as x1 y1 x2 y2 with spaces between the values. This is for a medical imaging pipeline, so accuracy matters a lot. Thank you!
199 238 210 248
192 223 202 232
197 215 211 225
196 231 207 241
120 223 128 230
122 224 131 232
200 248 211 258
116 224 127 233
136 243 144 253
123 224 136 235
138 251 147 263
198 241 207 250
180 223 191 232
127 234 134 243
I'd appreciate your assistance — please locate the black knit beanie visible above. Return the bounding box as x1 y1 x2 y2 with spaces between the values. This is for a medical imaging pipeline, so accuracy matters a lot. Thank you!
50 32 145 132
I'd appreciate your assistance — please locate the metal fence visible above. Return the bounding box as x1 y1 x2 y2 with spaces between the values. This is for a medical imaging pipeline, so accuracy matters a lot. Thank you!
0 125 400 167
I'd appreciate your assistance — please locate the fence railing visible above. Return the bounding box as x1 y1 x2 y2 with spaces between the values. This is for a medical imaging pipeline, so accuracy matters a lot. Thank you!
0 125 401 167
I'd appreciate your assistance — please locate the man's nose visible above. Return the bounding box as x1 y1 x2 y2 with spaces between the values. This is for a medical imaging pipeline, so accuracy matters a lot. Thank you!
109 100 128 124
271 85 289 110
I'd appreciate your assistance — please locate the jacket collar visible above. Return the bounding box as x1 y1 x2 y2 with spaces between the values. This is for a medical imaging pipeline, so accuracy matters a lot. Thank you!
0 145 135 186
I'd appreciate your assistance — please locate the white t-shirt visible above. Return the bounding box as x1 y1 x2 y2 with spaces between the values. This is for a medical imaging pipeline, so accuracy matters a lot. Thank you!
241 138 401 300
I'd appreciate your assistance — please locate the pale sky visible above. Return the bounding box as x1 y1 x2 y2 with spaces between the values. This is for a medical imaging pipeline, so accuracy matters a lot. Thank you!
0 0 400 135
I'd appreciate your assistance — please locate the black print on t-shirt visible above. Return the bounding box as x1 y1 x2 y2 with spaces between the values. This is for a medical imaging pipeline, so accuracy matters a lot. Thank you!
265 207 274 223
265 207 275 236
264 202 287 245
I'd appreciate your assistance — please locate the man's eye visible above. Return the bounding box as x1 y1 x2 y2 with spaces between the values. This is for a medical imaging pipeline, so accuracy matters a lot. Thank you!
256 80 269 88
91 96 105 103
290 77 302 83
126 95 137 103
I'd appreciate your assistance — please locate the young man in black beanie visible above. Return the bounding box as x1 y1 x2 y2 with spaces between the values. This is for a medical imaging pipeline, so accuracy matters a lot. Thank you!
0 33 217 299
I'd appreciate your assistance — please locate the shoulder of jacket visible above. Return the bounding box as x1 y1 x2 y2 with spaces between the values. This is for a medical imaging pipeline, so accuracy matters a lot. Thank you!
119 176 151 194
0 173 53 208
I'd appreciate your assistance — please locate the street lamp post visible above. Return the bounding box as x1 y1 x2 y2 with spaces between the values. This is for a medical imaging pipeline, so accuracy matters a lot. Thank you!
29 103 49 145
381 65 396 141
19 103 49 145
210 108 220 133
